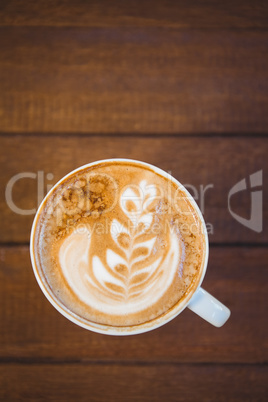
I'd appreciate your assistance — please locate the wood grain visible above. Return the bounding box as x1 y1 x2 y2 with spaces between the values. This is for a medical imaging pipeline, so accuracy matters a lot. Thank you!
0 363 267 401
1 136 267 243
1 0 268 28
1 246 267 363
0 2 267 400
0 27 268 134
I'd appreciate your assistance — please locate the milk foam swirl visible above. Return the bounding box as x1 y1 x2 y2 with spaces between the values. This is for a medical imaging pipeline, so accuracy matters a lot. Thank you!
59 181 182 315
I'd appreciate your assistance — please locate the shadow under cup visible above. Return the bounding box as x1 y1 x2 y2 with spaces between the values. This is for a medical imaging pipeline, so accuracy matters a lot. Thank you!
30 158 209 335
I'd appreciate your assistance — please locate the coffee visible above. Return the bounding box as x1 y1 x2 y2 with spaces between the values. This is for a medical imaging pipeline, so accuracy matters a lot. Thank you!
32 160 206 327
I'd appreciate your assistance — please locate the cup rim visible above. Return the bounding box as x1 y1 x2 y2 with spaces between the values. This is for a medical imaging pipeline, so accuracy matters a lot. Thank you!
30 158 209 335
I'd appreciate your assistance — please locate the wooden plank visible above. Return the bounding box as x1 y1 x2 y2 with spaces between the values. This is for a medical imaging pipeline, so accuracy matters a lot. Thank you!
0 27 268 134
0 363 267 401
0 246 267 363
0 0 267 28
1 136 267 243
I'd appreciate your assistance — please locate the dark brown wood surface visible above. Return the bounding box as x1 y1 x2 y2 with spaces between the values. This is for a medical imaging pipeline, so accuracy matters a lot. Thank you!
1 364 267 402
0 2 267 401
1 0 267 28
0 27 268 134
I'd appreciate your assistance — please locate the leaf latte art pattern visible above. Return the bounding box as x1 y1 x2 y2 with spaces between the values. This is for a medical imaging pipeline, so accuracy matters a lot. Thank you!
59 181 182 316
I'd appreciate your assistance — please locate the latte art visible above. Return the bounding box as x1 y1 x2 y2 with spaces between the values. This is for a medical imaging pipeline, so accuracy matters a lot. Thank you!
59 181 182 316
33 161 205 327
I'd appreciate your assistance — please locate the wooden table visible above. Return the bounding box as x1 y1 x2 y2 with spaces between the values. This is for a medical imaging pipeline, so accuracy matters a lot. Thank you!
0 1 267 400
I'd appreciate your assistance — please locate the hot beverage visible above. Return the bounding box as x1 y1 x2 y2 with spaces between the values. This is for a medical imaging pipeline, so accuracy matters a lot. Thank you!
32 160 206 328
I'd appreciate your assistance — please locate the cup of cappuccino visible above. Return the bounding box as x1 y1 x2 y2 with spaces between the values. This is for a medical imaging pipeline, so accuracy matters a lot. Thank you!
30 159 230 335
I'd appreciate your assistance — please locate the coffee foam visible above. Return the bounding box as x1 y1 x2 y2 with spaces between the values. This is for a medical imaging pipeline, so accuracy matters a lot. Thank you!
34 161 205 327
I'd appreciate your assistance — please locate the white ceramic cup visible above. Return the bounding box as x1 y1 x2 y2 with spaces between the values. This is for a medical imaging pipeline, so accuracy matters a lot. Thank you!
30 158 230 335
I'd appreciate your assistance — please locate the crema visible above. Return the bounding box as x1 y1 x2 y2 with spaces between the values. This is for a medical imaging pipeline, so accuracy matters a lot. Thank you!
33 161 205 327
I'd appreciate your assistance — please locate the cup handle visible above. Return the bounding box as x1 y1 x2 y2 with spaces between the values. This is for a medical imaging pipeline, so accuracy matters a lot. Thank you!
187 287 231 327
